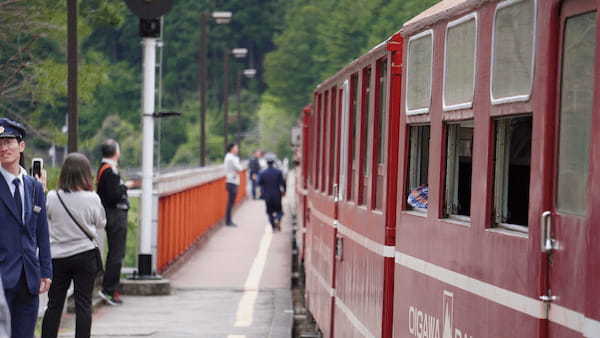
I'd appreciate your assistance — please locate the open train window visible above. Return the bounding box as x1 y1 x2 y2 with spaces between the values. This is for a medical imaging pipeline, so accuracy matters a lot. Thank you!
359 67 372 206
347 73 359 202
328 88 337 196
374 58 388 210
406 125 430 212
406 30 433 115
493 116 532 230
444 13 477 111
556 11 596 216
491 0 536 104
444 121 473 219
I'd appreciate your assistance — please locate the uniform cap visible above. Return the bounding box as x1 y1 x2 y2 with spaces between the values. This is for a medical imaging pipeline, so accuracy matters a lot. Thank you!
0 118 25 139
265 152 277 163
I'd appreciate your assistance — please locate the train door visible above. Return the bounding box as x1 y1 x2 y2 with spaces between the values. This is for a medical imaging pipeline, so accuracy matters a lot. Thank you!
544 1 598 336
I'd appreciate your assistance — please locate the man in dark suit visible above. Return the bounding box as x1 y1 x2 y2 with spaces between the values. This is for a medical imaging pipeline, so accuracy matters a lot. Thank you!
0 118 52 338
258 153 286 231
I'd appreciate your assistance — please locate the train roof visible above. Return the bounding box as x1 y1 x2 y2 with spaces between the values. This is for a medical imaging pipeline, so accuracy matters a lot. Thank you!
402 0 490 36
315 38 389 91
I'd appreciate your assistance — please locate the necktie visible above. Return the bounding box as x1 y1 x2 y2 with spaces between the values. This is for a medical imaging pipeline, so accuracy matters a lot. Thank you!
13 178 22 223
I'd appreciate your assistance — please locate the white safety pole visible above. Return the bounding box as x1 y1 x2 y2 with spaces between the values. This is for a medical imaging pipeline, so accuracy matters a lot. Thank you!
139 37 157 276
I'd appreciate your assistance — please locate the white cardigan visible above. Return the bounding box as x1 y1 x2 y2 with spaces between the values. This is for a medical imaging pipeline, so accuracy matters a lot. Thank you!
46 190 107 259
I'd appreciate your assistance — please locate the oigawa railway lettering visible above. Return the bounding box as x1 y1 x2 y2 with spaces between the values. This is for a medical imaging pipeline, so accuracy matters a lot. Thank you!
408 291 473 338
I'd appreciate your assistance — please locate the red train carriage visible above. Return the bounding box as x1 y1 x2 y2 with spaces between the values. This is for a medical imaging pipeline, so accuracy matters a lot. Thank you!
393 0 599 337
302 34 404 338
297 0 599 337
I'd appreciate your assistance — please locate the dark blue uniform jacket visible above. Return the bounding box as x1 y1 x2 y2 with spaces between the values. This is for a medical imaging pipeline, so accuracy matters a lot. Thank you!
0 174 51 294
258 167 286 200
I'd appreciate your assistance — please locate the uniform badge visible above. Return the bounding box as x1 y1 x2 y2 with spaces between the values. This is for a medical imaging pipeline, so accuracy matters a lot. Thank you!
33 205 41 213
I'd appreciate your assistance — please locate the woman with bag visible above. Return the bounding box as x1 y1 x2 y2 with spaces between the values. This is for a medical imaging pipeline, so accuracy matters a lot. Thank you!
41 153 106 338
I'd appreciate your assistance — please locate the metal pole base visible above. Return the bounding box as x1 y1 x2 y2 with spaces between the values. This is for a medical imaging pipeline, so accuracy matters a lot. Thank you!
133 253 158 279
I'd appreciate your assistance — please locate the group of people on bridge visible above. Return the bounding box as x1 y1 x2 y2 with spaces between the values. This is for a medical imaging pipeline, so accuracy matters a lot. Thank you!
224 144 287 232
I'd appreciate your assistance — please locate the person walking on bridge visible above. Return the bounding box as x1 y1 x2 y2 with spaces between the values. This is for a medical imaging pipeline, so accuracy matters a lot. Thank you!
258 153 286 231
224 143 242 227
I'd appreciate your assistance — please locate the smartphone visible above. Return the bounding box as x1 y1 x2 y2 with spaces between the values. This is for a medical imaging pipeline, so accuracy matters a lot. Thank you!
32 158 43 178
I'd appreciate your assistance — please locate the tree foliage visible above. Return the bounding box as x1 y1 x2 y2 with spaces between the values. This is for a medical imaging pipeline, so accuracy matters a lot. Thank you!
1 0 440 169
261 0 439 160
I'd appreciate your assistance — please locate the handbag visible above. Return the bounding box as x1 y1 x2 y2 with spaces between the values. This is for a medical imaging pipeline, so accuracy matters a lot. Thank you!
56 191 104 275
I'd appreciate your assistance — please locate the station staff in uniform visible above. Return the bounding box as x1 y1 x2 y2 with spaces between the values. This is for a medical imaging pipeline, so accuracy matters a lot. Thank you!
0 118 52 338
258 153 286 231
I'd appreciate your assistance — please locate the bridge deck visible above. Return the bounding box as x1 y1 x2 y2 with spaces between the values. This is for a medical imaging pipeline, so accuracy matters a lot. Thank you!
57 195 294 338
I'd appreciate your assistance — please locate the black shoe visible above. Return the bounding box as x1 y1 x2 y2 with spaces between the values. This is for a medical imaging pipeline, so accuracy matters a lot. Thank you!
226 222 238 227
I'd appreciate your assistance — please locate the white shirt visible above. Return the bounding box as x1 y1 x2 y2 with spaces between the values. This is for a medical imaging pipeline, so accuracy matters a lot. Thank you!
0 165 26 222
224 153 242 185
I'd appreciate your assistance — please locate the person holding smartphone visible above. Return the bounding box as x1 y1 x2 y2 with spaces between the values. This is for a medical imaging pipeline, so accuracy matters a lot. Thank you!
41 153 106 338
0 118 52 338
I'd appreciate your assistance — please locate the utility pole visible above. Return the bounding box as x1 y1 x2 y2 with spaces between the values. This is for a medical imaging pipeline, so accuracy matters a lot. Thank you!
124 0 174 278
199 12 208 166
223 49 229 152
67 0 78 153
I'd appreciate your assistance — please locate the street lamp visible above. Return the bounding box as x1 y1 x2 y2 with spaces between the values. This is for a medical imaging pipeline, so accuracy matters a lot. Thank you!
199 10 232 166
243 69 257 78
224 47 248 152
212 11 232 24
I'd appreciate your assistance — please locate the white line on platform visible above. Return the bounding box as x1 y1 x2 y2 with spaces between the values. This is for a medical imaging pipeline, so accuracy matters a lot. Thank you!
227 335 246 338
234 224 273 327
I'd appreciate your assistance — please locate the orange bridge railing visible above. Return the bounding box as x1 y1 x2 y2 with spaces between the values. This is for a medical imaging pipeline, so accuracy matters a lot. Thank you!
154 166 247 272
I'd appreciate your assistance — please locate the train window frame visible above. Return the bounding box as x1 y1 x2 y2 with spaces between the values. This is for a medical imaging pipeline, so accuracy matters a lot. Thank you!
373 57 388 210
490 0 537 105
406 29 434 115
443 13 478 112
347 73 360 202
492 115 533 233
358 66 372 207
406 124 431 213
339 80 350 202
444 120 474 221
555 10 596 217
328 87 338 197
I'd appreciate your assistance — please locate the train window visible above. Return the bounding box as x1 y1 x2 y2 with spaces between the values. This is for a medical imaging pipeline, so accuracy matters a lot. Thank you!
375 58 388 210
328 88 337 196
348 73 359 201
315 94 322 189
556 11 596 216
339 80 350 201
491 0 536 104
321 91 329 192
406 30 433 115
444 120 473 218
406 125 430 212
444 14 477 111
493 116 532 229
359 67 372 206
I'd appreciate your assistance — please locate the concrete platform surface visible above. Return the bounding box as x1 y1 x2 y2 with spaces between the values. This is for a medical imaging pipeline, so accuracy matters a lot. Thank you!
55 193 294 338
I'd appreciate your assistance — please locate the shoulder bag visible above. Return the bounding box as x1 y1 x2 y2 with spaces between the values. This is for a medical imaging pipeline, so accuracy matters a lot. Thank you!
56 191 104 275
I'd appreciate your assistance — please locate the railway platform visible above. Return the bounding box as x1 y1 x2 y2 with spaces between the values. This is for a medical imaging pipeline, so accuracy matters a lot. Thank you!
55 197 294 338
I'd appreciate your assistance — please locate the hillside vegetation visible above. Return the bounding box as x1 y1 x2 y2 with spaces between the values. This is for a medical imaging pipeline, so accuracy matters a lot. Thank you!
0 0 437 168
